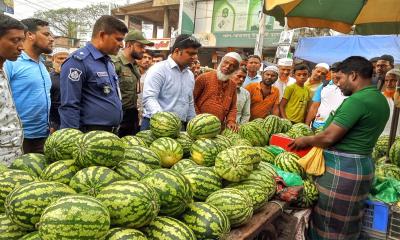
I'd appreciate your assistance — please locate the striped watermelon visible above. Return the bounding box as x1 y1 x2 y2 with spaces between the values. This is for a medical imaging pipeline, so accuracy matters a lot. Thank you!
214 146 256 182
0 163 7 173
389 139 400 167
150 112 181 138
240 169 276 200
141 169 193 217
275 152 306 178
228 182 268 212
179 202 230 239
190 138 220 166
73 131 125 168
296 180 319 208
114 160 152 180
213 135 232 151
19 231 40 240
150 137 183 167
376 163 400 180
375 156 388 166
142 216 196 240
373 135 390 160
181 166 223 201
5 181 76 230
231 138 253 147
287 123 313 138
171 159 197 172
239 122 269 146
38 195 110 239
176 132 194 158
0 170 36 213
257 147 276 165
124 146 161 169
0 213 29 239
221 128 240 139
187 113 221 139
9 153 47 178
280 118 292 133
69 166 123 197
257 161 278 177
104 228 147 240
206 188 253 227
40 160 80 185
135 130 157 146
263 115 283 135
44 128 83 162
97 180 160 228
121 135 147 147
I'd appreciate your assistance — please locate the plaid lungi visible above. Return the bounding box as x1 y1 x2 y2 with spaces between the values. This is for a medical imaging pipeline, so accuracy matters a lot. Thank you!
308 150 374 240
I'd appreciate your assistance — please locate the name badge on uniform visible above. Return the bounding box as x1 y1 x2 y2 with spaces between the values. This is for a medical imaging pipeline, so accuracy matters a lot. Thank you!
97 72 109 77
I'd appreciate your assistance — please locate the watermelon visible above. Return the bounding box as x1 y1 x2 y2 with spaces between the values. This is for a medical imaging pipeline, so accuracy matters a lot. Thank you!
5 181 76 230
97 180 160 228
190 138 220 166
150 137 183 167
104 228 147 240
9 153 47 178
0 213 29 239
40 160 79 185
376 163 400 181
231 138 253 147
275 152 305 178
373 135 392 160
38 195 110 239
73 131 125 168
240 169 277 200
214 146 256 182
239 122 269 146
150 111 181 138
206 188 253 227
114 160 152 181
171 159 197 172
228 182 269 212
121 135 147 147
69 166 123 197
124 146 161 169
135 130 157 146
187 113 221 139
263 115 283 135
389 139 400 167
296 180 319 208
257 161 278 177
257 147 276 165
0 163 8 173
280 118 292 133
179 202 230 239
142 216 196 240
221 128 240 139
213 135 232 151
287 123 313 138
0 170 36 213
19 231 41 240
375 156 388 166
141 169 193 217
176 132 194 158
44 128 83 162
181 166 223 201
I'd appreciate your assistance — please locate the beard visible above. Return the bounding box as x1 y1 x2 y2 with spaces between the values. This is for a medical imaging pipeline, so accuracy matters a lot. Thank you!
131 51 143 60
216 63 233 81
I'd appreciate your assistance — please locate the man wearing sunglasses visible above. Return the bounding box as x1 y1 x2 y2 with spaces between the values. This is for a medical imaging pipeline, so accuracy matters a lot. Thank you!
141 34 202 130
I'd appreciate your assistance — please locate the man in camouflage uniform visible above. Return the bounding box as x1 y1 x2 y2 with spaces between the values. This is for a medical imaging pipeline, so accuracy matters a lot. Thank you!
112 30 154 137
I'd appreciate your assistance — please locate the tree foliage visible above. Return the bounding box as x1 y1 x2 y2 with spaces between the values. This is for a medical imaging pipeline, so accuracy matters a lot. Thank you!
33 3 109 38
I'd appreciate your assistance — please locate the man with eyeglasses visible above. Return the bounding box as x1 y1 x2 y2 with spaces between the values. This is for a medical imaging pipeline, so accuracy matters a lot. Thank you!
194 52 242 131
141 34 202 130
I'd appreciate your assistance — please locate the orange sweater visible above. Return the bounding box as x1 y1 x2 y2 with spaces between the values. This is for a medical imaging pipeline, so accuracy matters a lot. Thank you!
193 71 237 124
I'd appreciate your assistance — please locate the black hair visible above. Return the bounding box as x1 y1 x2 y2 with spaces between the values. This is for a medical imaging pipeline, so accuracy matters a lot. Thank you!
336 56 373 79
247 55 261 62
293 63 310 73
92 15 128 38
144 49 154 57
369 57 379 63
237 66 247 74
21 18 48 33
0 15 26 38
171 34 201 52
153 53 165 60
379 54 394 66
330 62 341 72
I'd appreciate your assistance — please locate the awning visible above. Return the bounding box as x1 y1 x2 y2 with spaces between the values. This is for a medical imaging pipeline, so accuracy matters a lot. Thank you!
294 35 400 65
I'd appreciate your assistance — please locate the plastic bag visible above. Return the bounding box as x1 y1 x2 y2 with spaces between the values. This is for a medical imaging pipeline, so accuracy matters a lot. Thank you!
370 177 400 203
266 145 286 156
273 166 304 186
297 147 325 176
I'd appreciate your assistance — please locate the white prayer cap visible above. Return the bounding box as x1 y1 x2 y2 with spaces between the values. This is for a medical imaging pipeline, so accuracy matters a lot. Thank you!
315 62 330 71
387 68 400 78
277 58 293 67
52 47 69 56
224 52 242 64
263 65 279 75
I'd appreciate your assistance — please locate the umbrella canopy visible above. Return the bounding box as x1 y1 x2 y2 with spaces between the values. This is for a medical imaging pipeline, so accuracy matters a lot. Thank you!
264 0 400 35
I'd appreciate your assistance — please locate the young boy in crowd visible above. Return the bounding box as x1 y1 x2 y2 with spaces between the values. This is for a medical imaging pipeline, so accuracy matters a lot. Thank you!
279 64 311 123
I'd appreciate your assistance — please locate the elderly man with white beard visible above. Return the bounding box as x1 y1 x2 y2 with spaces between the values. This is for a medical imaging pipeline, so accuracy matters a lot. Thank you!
194 52 241 131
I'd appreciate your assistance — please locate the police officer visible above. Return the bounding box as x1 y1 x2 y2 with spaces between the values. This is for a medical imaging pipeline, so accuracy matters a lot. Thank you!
59 15 128 133
112 30 154 137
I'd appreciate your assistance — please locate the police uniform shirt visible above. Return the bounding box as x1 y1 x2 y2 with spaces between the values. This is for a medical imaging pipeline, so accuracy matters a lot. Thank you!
59 43 123 129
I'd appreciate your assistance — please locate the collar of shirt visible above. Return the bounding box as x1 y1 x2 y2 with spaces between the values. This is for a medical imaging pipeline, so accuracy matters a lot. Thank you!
167 56 189 72
20 51 45 63
118 51 135 66
86 42 109 60
246 74 261 81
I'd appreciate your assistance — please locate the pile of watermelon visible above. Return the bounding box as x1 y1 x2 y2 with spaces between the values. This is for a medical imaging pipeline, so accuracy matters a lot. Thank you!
0 112 320 240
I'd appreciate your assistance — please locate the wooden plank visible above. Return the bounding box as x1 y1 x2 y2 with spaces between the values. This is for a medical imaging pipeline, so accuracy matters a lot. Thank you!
229 200 287 240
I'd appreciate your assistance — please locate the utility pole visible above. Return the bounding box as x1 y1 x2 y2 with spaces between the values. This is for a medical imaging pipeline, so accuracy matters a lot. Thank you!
254 11 265 58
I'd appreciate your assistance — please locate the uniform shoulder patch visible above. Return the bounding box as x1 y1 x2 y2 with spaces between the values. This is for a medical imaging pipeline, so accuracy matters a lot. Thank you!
68 68 82 81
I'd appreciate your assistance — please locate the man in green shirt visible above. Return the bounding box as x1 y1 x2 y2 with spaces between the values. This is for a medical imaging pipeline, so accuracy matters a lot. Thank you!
112 30 153 137
290 56 389 240
279 64 311 123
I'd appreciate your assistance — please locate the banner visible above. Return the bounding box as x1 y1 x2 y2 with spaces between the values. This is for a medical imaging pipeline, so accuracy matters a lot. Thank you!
180 0 196 34
147 38 171 51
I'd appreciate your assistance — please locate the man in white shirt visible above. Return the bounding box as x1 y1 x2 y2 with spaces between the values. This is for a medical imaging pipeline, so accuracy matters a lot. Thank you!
231 66 250 124
273 58 296 100
0 15 26 165
382 68 400 136
305 62 347 130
